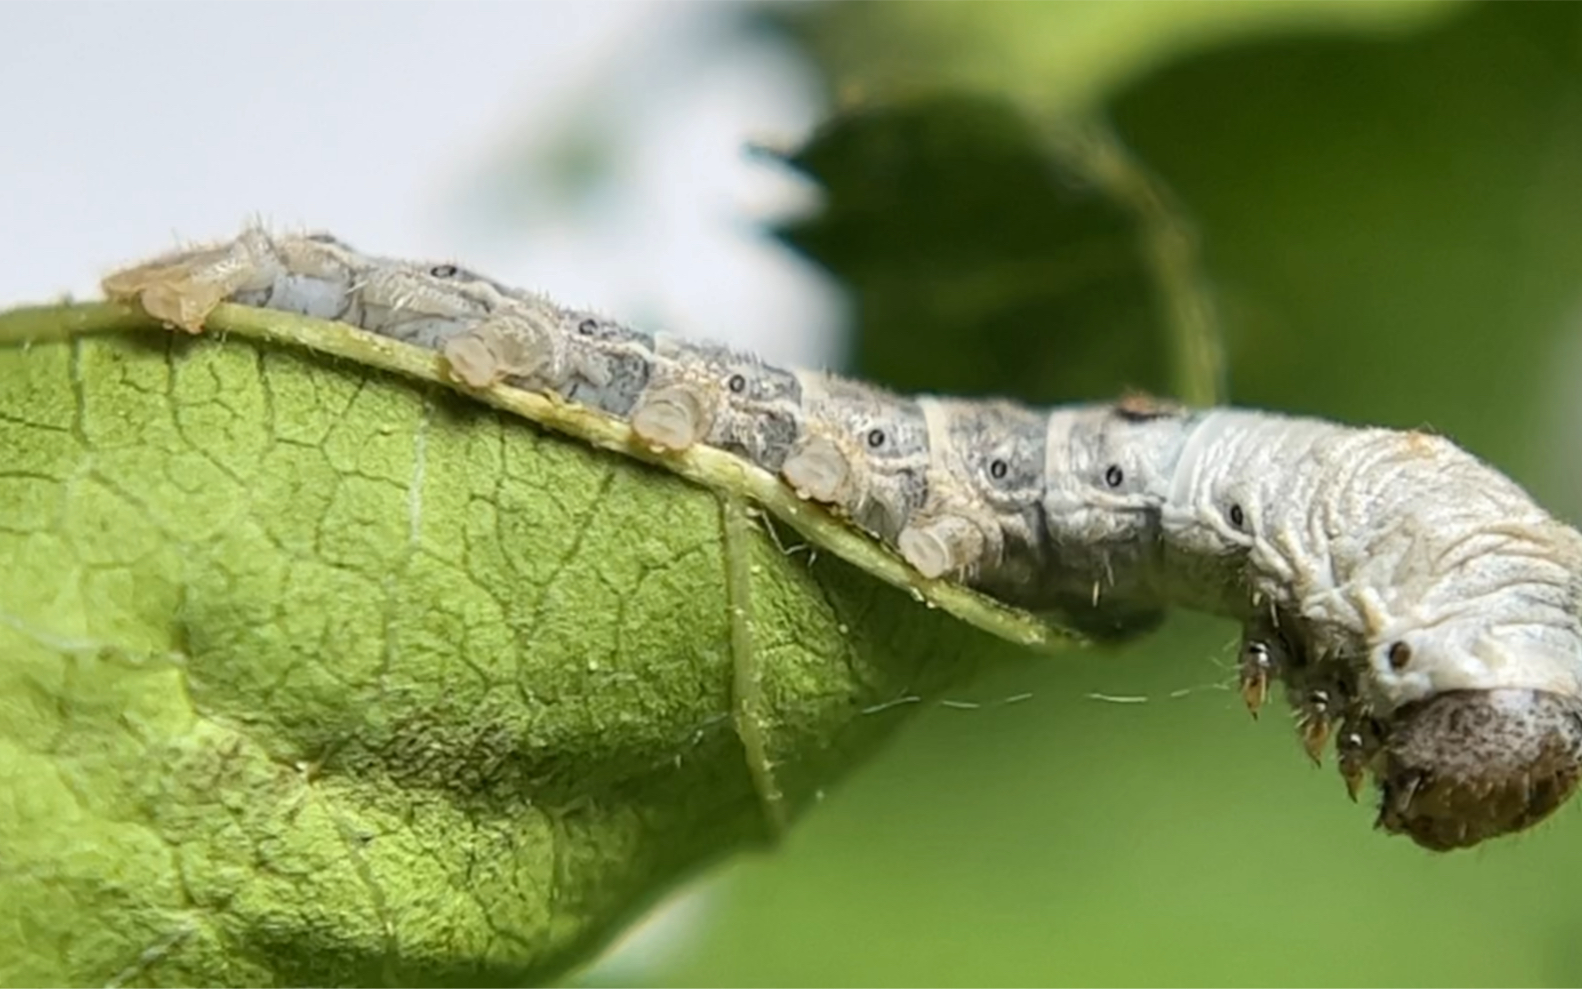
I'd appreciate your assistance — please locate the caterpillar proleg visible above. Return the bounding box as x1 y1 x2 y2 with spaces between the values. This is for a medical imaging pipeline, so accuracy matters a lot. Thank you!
99 223 1582 851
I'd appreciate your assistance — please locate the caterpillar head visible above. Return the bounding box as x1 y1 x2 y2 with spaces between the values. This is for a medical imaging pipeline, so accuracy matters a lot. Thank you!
1297 613 1582 850
781 376 930 541
1374 688 1582 850
1359 622 1582 848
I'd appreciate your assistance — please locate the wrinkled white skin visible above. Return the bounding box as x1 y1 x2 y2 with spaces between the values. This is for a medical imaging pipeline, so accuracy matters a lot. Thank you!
1163 409 1582 714
1038 402 1582 718
1041 400 1582 847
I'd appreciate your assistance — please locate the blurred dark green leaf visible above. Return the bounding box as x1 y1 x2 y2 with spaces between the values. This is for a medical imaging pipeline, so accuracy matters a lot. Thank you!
776 95 1169 404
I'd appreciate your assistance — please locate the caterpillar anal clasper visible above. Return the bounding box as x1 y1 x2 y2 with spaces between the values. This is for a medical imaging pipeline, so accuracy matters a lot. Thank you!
98 225 1582 851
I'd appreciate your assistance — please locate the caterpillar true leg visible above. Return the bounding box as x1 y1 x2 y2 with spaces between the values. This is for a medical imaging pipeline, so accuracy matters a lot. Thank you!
1238 640 1276 718
1336 711 1386 801
1158 410 1582 847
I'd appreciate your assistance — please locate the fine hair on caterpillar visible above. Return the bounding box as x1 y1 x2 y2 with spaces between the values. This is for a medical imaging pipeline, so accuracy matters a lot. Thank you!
100 223 1582 852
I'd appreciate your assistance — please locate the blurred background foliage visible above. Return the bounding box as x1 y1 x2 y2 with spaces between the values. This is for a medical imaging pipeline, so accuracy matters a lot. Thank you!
567 1 1582 985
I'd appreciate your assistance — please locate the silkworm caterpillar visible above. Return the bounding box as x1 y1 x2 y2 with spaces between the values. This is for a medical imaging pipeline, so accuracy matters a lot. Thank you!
100 224 1582 851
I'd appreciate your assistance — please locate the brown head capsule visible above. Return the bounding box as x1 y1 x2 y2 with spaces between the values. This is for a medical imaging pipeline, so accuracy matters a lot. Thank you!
1374 689 1582 851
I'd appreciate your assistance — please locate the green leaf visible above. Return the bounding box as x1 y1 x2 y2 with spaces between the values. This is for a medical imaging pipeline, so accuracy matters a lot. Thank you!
0 306 1058 986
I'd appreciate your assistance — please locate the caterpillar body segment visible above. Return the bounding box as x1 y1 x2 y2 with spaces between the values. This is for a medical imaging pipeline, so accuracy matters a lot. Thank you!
1028 403 1204 642
554 312 657 419
357 262 509 350
781 370 931 543
1163 410 1582 707
235 232 372 325
626 334 720 453
899 398 1047 588
704 351 804 472
624 336 804 464
431 299 618 396
1169 411 1582 847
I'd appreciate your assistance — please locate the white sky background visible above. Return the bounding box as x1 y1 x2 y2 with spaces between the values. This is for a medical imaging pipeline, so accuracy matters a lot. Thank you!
0 1 834 979
0 1 841 370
